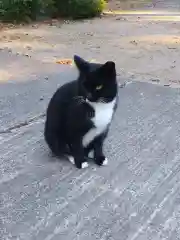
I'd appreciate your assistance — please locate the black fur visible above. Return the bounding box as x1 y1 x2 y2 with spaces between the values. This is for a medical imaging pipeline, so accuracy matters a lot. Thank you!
44 55 118 169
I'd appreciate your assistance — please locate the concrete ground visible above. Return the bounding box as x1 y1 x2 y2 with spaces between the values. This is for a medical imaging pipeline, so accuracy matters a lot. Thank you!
1 1 180 239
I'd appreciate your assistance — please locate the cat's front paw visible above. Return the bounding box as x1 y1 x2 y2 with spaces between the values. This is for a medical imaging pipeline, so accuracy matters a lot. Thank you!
76 161 89 169
67 155 89 169
95 156 108 166
81 162 89 169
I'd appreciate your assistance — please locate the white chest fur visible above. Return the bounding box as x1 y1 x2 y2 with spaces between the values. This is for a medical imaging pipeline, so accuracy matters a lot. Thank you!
82 98 116 147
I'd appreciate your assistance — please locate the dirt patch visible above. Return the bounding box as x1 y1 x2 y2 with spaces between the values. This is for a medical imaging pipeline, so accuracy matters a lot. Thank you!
1 1 180 87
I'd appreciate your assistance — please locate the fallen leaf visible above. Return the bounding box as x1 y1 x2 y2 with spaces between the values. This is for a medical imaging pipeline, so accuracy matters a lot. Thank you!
56 59 73 65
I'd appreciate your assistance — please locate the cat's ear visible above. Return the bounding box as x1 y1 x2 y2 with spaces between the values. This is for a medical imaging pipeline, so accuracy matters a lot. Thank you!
74 55 89 73
99 61 116 78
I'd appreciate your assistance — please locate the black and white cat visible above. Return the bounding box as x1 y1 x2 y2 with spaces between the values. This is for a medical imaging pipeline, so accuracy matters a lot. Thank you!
44 55 118 169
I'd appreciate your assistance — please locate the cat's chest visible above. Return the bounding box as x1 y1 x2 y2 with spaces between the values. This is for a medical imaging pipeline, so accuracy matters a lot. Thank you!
83 99 116 147
91 101 114 128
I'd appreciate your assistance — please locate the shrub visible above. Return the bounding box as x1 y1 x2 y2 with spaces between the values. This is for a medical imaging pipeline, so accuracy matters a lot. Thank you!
0 0 106 23
0 0 31 22
55 0 106 19
0 0 55 22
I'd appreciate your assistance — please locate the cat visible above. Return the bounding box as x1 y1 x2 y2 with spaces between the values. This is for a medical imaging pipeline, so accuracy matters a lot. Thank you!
44 55 118 169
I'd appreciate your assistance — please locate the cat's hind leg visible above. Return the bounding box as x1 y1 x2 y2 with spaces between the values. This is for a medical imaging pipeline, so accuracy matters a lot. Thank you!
68 140 89 169
44 130 67 157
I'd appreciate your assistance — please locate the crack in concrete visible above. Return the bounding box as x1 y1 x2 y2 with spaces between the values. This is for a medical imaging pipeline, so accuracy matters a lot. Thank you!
0 82 130 135
0 113 46 134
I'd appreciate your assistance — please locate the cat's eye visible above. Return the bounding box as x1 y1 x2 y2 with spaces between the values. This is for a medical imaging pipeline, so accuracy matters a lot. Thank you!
96 85 103 90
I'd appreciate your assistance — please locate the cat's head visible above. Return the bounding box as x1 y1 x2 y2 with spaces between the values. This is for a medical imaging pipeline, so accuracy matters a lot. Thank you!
74 55 117 103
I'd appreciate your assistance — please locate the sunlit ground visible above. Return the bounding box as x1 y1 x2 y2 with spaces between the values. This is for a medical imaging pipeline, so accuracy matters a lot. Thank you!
1 3 180 86
148 15 180 21
104 10 180 15
0 70 12 82
103 10 180 22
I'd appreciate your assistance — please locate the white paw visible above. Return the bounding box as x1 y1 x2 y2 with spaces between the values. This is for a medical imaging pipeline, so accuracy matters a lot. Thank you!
82 162 89 169
102 158 108 166
67 155 75 165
